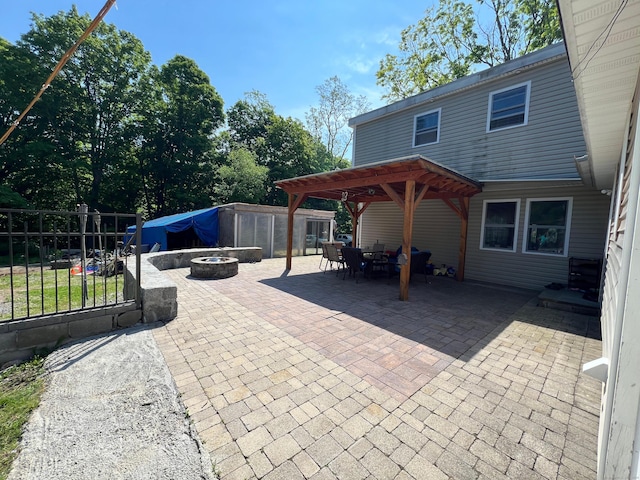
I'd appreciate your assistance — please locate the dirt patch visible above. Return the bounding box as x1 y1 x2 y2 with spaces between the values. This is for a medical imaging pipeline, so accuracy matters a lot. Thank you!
0 266 43 276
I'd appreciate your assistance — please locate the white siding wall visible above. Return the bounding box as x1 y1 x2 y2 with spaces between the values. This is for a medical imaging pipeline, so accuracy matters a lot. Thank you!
597 78 640 480
353 57 585 181
360 181 609 290
360 201 460 266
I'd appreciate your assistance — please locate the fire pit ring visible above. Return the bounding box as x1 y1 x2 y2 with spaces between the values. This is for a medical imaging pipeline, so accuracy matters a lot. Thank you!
190 256 238 279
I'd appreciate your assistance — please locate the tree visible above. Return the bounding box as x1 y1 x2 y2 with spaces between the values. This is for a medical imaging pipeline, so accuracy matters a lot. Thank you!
305 76 370 163
227 90 274 151
226 92 336 206
376 0 561 100
259 115 326 205
0 8 153 211
139 55 224 217
215 148 268 204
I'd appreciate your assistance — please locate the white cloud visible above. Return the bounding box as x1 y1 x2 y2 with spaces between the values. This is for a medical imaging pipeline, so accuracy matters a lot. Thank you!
340 55 378 75
372 28 401 48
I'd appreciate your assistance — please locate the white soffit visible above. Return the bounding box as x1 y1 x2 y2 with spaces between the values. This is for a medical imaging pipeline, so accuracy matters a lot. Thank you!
558 0 640 189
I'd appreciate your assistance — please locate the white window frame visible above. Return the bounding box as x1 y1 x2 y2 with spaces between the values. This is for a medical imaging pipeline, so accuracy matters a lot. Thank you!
486 81 531 133
413 108 441 147
479 199 520 253
522 197 573 257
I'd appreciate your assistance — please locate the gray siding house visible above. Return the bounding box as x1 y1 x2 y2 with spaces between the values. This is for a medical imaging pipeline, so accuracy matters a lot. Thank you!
349 42 610 291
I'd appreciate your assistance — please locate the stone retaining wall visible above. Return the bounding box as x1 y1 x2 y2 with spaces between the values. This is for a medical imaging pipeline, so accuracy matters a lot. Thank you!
0 303 141 366
124 247 261 323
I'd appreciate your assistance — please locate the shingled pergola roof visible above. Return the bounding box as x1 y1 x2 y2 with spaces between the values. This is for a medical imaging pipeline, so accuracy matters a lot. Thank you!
275 155 483 301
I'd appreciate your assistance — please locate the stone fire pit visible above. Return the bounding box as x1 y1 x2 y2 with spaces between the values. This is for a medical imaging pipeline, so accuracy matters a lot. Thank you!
190 257 238 279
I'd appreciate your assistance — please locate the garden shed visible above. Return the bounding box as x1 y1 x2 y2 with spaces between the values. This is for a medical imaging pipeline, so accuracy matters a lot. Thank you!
127 203 335 258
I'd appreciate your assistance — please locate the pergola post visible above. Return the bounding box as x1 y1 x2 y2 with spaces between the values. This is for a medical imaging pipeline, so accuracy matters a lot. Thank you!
442 196 470 282
457 197 470 281
343 201 370 247
399 180 416 301
285 192 308 270
286 193 294 270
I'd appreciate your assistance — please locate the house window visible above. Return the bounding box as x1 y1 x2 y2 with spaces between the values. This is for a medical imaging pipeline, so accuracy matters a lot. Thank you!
487 82 530 132
480 200 520 252
523 198 572 256
413 109 441 147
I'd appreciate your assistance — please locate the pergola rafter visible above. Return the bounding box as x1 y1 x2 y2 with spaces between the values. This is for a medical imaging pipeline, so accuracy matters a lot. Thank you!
276 155 482 300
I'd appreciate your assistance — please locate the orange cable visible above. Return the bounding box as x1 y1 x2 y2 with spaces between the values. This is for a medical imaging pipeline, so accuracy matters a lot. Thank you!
0 0 117 146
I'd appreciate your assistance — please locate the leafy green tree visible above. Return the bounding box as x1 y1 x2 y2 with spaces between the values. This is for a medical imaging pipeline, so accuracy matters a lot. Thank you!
0 185 28 208
227 90 274 152
305 76 369 163
0 8 152 211
377 0 561 100
139 55 224 217
226 92 345 207
259 115 334 205
215 147 268 204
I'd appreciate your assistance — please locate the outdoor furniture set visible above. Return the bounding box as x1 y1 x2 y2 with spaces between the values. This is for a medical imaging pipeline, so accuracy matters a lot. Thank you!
320 241 432 284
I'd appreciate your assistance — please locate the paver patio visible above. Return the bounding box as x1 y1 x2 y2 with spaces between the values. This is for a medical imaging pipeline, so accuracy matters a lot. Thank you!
153 255 602 479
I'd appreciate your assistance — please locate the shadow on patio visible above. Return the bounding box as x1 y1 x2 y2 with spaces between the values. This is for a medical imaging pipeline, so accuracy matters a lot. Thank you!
220 259 600 400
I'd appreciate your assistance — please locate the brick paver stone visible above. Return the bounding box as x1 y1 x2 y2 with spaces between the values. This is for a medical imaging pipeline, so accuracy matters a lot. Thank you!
156 257 602 480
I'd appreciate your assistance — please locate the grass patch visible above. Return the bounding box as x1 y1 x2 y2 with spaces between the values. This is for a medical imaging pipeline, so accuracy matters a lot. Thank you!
0 357 46 479
0 269 126 321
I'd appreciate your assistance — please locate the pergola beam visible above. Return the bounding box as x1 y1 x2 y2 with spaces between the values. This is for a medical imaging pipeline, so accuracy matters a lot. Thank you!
380 183 405 210
284 170 427 194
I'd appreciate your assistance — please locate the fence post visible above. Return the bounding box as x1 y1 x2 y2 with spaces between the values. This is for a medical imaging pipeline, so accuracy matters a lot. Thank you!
78 203 88 307
135 213 142 309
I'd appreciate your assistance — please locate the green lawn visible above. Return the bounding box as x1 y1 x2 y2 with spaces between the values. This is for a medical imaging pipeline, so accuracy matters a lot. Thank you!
0 268 126 321
0 357 46 480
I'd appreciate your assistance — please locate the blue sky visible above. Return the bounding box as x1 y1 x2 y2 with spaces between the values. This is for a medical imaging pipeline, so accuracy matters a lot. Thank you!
1 1 431 123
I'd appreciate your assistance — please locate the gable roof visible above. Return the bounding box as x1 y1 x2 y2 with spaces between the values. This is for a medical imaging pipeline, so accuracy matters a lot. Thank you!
349 42 567 128
275 155 482 203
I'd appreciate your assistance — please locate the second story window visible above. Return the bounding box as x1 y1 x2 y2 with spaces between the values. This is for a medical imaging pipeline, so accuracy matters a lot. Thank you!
413 108 441 147
487 81 531 132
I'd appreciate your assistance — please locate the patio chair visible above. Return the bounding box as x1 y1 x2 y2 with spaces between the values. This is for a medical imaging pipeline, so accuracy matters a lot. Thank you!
410 250 432 282
371 242 385 255
324 243 345 274
319 242 330 270
386 249 432 283
341 247 369 283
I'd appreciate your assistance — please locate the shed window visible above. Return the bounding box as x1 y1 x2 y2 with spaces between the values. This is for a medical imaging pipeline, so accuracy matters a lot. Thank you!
523 198 572 256
487 82 530 131
480 200 520 252
413 109 441 146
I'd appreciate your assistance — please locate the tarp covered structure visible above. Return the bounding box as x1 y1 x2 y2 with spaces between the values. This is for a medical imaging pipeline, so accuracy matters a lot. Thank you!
126 207 219 251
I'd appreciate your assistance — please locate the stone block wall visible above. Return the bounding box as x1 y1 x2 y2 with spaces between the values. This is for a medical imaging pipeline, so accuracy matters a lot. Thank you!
0 304 141 366
124 247 262 324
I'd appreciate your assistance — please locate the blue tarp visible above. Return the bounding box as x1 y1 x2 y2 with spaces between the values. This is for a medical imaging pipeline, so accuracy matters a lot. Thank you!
126 207 219 251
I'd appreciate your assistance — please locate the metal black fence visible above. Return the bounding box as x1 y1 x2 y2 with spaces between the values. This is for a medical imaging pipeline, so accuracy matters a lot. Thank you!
0 208 141 321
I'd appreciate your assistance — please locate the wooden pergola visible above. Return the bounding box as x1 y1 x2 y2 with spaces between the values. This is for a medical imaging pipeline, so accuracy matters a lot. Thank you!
275 155 482 300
